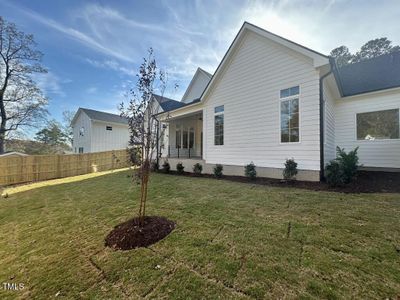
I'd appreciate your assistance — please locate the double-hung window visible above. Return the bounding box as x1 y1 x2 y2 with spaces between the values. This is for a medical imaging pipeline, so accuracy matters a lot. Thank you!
214 105 224 145
280 86 300 143
356 108 399 140
175 125 181 148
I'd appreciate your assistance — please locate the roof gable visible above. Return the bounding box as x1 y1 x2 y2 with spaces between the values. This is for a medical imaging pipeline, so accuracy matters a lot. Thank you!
200 22 329 102
72 108 128 125
181 68 212 103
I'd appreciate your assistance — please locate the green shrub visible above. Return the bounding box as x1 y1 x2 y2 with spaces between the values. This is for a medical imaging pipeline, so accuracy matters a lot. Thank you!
213 164 223 178
162 160 170 174
244 162 257 180
176 162 185 174
283 158 298 180
325 160 344 187
336 146 359 184
193 163 203 175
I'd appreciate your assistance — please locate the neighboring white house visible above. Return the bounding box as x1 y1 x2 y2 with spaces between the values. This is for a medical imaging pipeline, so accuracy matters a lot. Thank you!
154 22 400 181
71 108 129 153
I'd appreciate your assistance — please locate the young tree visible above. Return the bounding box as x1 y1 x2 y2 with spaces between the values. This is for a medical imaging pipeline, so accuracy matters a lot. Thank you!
0 17 48 154
35 120 67 146
120 48 166 226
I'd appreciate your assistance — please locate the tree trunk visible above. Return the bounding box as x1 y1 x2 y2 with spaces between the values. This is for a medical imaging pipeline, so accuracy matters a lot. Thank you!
0 132 5 154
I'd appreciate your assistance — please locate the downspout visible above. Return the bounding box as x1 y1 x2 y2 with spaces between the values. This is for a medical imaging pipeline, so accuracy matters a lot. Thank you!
319 59 333 181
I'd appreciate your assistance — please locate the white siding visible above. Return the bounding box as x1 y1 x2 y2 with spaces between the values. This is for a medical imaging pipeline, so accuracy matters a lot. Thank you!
335 89 400 168
203 31 321 171
182 70 211 103
323 77 336 164
72 112 92 153
90 121 129 153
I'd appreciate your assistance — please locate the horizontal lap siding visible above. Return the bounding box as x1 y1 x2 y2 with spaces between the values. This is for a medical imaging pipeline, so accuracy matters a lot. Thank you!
324 79 336 164
203 32 321 170
335 90 400 168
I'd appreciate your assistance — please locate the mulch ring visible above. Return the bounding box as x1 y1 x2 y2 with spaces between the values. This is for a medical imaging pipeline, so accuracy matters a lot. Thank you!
162 170 400 194
105 216 175 250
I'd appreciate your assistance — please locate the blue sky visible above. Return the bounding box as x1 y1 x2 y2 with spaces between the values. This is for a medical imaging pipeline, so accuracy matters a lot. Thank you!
1 0 400 127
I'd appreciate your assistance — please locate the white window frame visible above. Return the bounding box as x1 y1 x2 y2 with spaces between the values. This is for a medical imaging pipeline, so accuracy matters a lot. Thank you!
354 108 400 142
279 86 301 144
214 105 224 146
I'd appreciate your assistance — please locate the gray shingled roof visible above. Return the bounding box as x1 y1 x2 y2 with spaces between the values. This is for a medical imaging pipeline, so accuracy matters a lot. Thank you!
152 94 185 112
333 51 400 97
81 108 128 124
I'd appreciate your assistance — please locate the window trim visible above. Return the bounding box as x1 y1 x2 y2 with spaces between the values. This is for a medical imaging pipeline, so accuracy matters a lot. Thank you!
354 108 400 142
279 86 301 144
214 105 224 146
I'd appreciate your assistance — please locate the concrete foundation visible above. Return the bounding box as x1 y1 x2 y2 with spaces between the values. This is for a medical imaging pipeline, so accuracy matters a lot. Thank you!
164 158 320 182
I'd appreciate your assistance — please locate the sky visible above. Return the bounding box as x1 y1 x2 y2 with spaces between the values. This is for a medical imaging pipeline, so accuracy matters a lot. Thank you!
1 0 400 129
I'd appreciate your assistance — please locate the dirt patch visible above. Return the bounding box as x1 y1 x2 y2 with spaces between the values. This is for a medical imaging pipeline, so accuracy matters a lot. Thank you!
164 170 400 193
105 216 175 250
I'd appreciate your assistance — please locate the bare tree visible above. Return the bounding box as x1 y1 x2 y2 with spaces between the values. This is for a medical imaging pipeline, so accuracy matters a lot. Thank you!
0 16 48 154
120 48 166 226
62 109 75 146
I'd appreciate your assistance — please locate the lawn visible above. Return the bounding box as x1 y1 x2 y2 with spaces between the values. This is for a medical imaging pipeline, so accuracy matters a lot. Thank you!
0 170 399 299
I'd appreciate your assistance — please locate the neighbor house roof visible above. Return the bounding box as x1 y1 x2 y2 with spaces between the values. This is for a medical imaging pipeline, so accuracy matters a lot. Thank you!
332 51 400 97
76 108 128 125
152 94 185 111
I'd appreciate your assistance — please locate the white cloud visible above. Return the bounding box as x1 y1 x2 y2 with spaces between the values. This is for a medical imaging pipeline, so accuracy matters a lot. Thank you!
34 71 66 98
86 86 98 94
85 58 135 77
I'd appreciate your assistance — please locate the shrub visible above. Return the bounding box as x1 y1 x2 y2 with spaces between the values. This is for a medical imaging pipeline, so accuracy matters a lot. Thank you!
325 160 344 187
176 162 185 174
162 160 170 173
283 158 298 180
336 146 359 184
244 162 257 180
213 164 223 178
193 163 203 175
151 161 159 172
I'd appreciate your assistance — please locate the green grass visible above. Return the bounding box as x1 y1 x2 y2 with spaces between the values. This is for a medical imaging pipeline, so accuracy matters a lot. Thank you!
0 171 399 299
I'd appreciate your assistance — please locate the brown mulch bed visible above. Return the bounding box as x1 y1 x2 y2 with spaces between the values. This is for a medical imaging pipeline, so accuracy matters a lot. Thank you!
105 216 175 250
162 170 400 194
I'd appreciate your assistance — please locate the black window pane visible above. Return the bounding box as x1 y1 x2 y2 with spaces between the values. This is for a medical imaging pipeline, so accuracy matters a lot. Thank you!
289 86 299 96
183 129 188 148
214 105 224 113
290 128 299 142
176 129 181 148
280 88 290 98
189 129 194 148
281 128 289 143
357 109 399 140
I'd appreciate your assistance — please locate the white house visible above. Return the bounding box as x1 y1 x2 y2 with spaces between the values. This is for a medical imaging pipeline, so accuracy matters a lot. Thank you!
154 22 400 181
71 108 129 153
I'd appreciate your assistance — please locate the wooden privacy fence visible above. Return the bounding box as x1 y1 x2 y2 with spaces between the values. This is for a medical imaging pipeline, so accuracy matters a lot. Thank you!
0 149 130 186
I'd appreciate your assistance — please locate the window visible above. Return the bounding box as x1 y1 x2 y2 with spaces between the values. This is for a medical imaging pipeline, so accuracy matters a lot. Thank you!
280 86 300 143
79 126 85 136
183 128 188 148
356 109 399 140
175 125 181 148
106 126 112 131
214 105 224 145
189 128 195 148
78 147 84 153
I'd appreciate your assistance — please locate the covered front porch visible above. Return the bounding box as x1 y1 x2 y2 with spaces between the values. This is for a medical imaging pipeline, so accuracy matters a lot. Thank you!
160 111 203 159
